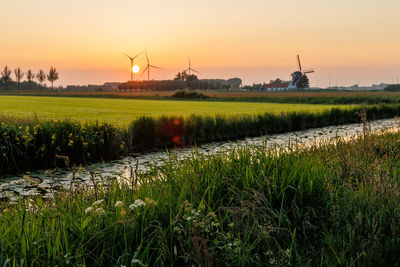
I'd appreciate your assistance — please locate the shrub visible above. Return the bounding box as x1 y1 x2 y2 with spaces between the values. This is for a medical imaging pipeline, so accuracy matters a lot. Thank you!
171 90 210 99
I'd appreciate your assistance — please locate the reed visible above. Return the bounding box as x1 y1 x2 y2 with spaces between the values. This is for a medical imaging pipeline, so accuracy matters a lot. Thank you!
1 104 400 174
1 126 400 265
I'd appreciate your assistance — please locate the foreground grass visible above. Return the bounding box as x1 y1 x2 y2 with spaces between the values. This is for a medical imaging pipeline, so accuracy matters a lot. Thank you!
0 95 350 125
1 128 400 265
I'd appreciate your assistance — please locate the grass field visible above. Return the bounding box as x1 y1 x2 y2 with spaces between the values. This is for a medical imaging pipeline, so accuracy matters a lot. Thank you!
0 95 349 126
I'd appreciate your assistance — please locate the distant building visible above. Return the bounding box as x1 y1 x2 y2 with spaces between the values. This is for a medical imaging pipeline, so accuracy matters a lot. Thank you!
260 78 290 91
103 82 122 91
326 83 389 91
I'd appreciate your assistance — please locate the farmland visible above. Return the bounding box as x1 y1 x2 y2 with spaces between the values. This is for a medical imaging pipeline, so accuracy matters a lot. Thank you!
0 95 350 126
3 89 400 105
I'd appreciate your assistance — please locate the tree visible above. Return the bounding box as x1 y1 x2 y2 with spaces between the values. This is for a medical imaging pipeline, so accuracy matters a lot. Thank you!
1 66 12 90
14 67 24 89
14 67 24 83
186 74 199 90
26 69 34 82
36 70 46 87
297 74 310 89
47 66 59 90
174 72 183 81
227 78 242 88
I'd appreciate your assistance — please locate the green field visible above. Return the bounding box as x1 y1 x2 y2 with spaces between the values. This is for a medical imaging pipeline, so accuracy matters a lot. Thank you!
0 95 350 125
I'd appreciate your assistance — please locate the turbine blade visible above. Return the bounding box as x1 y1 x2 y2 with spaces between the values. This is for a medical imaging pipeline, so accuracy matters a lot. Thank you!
121 51 133 60
145 51 149 64
141 66 149 75
149 65 162 69
133 50 145 60
191 68 200 74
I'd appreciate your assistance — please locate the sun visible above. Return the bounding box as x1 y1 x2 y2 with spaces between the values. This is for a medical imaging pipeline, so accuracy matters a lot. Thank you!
132 65 140 74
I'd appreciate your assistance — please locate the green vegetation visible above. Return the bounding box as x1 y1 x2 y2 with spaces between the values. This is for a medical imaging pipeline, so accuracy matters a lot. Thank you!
0 95 347 125
0 120 121 174
4 90 400 106
2 104 400 174
2 126 400 265
171 90 210 99
384 84 400 92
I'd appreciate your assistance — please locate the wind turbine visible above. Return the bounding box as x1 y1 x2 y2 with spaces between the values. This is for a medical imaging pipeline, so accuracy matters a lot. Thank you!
142 51 162 83
121 50 144 81
184 56 200 75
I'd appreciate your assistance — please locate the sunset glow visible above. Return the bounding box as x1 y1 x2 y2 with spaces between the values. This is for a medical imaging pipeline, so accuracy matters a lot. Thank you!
1 0 400 86
132 65 140 74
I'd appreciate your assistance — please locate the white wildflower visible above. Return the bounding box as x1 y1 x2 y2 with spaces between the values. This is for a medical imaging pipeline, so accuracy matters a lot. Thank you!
85 207 93 214
95 207 105 215
186 217 192 221
92 199 104 206
134 199 145 207
129 199 146 210
115 201 124 208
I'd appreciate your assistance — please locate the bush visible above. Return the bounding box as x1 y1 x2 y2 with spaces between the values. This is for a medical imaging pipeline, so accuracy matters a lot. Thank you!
128 117 156 150
171 90 210 99
384 84 400 92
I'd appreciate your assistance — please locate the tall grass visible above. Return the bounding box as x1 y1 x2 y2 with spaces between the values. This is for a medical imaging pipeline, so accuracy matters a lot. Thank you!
1 104 400 174
1 127 400 265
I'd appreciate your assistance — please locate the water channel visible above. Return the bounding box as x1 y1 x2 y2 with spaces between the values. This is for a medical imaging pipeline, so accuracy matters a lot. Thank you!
0 118 398 202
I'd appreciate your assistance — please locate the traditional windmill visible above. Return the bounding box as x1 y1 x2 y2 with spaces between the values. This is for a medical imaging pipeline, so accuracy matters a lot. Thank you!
288 55 314 89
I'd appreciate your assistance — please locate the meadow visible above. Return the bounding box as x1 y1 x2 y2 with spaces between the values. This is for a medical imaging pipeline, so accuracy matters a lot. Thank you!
1 127 400 265
0 95 347 126
4 90 400 105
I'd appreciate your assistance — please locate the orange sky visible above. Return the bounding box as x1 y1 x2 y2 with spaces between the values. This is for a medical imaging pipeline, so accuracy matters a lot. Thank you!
1 0 400 87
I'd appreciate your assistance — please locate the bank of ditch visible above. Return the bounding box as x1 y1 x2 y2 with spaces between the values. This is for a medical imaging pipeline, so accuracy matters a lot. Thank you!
1 123 400 265
1 104 400 174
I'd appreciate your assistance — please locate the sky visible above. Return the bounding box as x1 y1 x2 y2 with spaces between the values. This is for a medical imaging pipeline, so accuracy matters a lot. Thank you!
1 0 400 87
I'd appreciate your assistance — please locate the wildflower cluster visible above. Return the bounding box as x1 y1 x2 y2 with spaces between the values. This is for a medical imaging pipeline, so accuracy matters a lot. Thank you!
85 199 106 215
129 199 146 210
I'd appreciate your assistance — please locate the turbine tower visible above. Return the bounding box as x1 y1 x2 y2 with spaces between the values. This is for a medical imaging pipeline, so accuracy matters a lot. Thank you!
184 56 200 75
142 51 162 84
121 51 144 81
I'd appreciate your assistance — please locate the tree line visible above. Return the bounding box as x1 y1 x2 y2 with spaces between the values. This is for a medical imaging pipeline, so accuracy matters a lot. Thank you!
0 66 59 90
118 72 242 91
